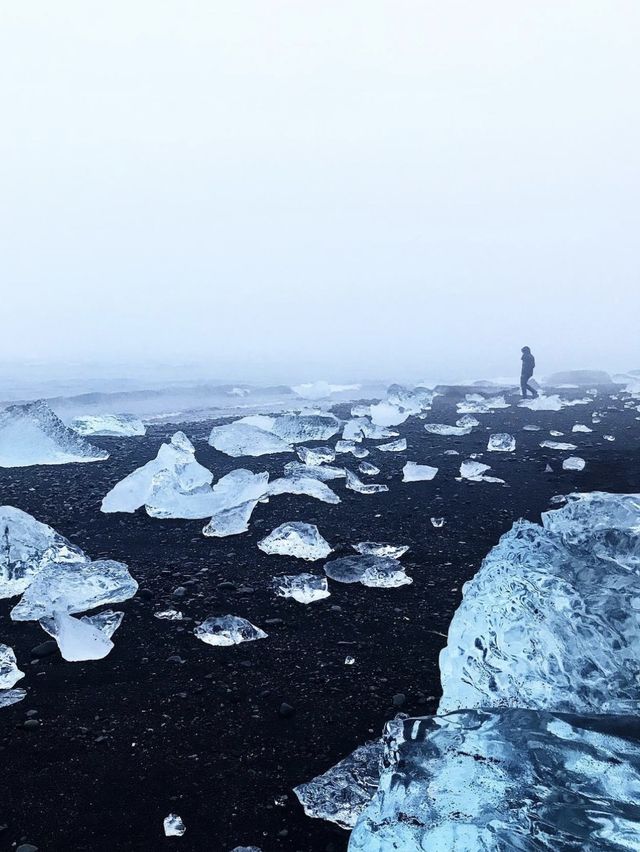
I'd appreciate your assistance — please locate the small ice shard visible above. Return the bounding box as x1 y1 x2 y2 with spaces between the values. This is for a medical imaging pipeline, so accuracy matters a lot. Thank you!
0 505 88 599
0 644 24 689
335 440 369 458
344 656 355 665
202 500 259 537
423 423 472 436
376 438 406 452
443 449 459 455
540 440 578 450
163 814 186 837
258 522 332 560
572 424 593 433
402 462 438 482
208 422 293 457
240 413 340 443
194 615 267 646
70 414 146 437
324 555 411 587
154 609 183 620
11 559 138 622
487 433 516 452
458 460 504 483
563 456 586 471
353 542 409 558
0 400 109 467
345 471 389 494
0 688 27 708
604 434 615 441
39 611 116 662
430 517 445 528
455 415 480 428
358 462 380 476
294 740 383 829
283 462 346 481
550 430 564 437
274 573 330 604
296 446 335 465
523 424 541 431
268 476 340 504
369 401 410 427
518 394 563 411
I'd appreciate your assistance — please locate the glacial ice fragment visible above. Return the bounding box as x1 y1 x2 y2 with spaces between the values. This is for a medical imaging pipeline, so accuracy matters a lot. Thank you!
335 440 369 458
267 476 340 504
376 439 406 453
345 471 389 494
423 423 472 437
0 401 109 467
430 517 445 528
458 460 504 483
324 556 411 587
292 381 359 400
455 414 480 428
0 506 88 599
274 573 330 604
240 413 340 443
358 462 380 476
368 402 410 427
11 560 138 622
208 422 293 457
194 615 267 646
353 542 409 559
563 456 586 471
0 688 27 708
294 741 383 830
540 440 578 450
39 611 116 662
258 523 332 560
154 609 183 620
202 500 259 537
0 644 24 689
572 423 593 433
402 462 438 482
523 424 541 431
456 394 509 414
487 432 516 452
343 419 397 442
70 414 146 437
386 384 436 414
296 446 336 465
519 394 563 411
283 462 346 482
163 814 186 837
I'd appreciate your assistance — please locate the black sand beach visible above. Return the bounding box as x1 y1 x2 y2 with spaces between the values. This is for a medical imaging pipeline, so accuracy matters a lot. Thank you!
1 391 639 852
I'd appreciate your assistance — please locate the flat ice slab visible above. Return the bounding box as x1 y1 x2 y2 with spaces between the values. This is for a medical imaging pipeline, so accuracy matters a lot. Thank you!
70 414 146 436
0 401 109 467
402 462 438 482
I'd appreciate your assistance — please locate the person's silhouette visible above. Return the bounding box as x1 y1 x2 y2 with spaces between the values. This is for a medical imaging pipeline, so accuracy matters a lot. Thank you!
520 346 538 398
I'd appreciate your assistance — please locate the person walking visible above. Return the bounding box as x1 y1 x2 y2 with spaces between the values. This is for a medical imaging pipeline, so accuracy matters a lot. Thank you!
520 346 538 398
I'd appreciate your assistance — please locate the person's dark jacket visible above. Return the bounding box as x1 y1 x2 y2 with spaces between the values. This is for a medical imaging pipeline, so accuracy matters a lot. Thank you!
521 352 535 378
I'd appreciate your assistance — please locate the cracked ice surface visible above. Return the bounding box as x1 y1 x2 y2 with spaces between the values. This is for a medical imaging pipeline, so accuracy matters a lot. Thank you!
439 493 640 715
0 689 26 708
0 644 24 689
239 413 340 443
208 422 293 457
274 573 330 604
258 522 332 560
194 615 267 646
0 506 88 599
402 462 438 482
349 710 640 852
70 414 146 437
0 401 109 468
296 446 336 465
487 432 516 452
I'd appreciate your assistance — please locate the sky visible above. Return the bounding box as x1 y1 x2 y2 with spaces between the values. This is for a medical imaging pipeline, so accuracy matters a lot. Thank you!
1 1 639 384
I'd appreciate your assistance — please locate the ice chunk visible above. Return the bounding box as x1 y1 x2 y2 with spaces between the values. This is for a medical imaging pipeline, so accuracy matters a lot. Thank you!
335 440 369 458
376 438 406 453
402 462 438 482
386 384 435 414
194 615 267 646
11 559 138 622
0 688 27 708
349 710 640 852
39 611 116 662
540 440 578 450
154 609 183 620
458 460 504 483
604 434 616 441
324 555 411 587
283 462 346 482
229 847 263 852
353 542 409 558
522 424 541 431
487 432 516 452
518 394 563 411
258 522 332 560
358 462 380 476
455 414 480 428
572 424 593 433
274 573 330 604
345 655 355 665
456 394 509 414
202 500 259 537
240 413 340 443
343 418 397 442
439 492 640 715
563 456 586 471
0 506 88 599
423 423 472 437
208 422 293 457
294 741 383 830
0 644 24 689
345 471 389 494
70 414 146 437
296 446 335 465
430 517 445 528
550 429 564 436
267 476 340 504
163 814 186 837
368 402 410 427
0 401 109 467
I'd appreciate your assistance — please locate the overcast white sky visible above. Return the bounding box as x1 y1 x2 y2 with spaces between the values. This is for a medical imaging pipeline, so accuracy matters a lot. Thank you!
1 1 639 383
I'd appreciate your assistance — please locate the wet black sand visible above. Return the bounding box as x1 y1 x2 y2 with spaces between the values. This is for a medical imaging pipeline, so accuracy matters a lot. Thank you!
1 391 639 851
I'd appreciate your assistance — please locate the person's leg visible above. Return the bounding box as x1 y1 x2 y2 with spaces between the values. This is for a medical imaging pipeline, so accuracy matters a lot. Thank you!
520 376 528 398
526 380 538 398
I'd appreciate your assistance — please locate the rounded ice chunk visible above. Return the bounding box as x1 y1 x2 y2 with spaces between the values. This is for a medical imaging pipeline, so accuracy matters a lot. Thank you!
563 456 586 471
258 522 332 561
194 615 267 646
487 433 516 452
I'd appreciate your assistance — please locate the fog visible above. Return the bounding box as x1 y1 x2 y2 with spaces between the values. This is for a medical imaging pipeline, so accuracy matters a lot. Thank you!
1 1 639 386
